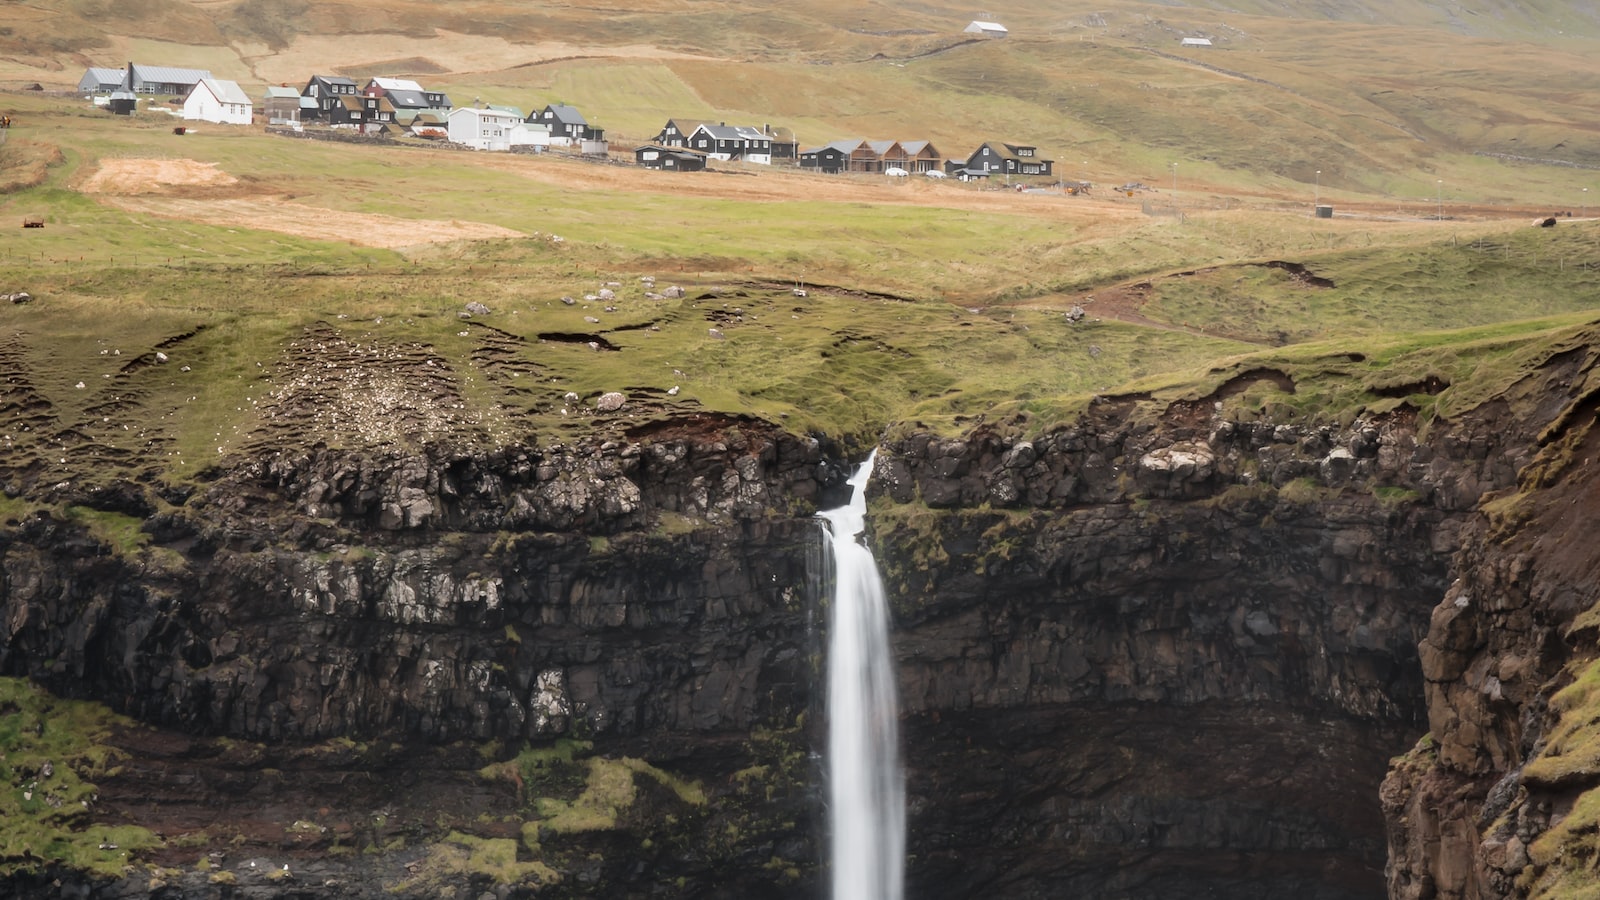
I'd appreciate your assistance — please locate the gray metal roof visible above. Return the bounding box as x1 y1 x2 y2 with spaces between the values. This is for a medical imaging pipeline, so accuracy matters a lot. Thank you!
81 67 123 86
385 89 432 109
132 64 212 85
543 104 589 125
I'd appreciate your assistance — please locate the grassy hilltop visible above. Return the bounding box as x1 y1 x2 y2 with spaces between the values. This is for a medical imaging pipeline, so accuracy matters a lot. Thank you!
0 0 1597 488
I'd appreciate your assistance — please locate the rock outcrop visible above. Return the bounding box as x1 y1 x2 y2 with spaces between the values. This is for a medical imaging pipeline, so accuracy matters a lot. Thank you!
5 334 1600 898
1382 343 1600 899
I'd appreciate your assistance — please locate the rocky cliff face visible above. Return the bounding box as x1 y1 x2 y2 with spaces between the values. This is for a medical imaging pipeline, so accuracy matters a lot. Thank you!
4 335 1597 899
1382 342 1600 900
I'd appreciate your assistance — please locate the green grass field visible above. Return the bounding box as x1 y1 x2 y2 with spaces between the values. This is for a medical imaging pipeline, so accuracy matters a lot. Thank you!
0 0 1597 482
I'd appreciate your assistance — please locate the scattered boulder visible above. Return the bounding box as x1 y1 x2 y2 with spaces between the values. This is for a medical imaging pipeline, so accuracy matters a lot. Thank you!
5 291 32 304
595 391 626 412
663 286 686 299
584 316 601 324
560 296 576 306
1065 305 1086 323
464 301 491 316
708 328 725 340
598 288 616 301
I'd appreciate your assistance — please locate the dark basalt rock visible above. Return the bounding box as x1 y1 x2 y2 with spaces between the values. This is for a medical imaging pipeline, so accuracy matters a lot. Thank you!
3 337 1597 898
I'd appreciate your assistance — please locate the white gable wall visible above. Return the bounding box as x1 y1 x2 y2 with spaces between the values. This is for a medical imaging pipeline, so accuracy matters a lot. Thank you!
183 81 253 125
447 108 533 151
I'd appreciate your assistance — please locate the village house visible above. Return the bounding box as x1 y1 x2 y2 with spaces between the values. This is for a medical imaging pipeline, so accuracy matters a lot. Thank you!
800 139 944 174
447 106 551 151
950 142 1054 179
766 125 801 160
653 117 704 148
262 85 302 126
329 93 396 131
657 119 792 163
635 145 709 172
365 77 451 125
109 62 213 96
800 140 878 174
182 77 253 125
529 104 603 146
77 67 124 95
686 123 773 164
301 75 360 122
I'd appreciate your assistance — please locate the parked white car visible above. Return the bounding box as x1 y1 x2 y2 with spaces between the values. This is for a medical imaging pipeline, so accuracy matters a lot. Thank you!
925 169 947 179
884 167 909 177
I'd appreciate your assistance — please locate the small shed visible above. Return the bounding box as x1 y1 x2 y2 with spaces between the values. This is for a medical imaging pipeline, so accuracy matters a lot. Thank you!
965 20 1009 37
108 90 138 116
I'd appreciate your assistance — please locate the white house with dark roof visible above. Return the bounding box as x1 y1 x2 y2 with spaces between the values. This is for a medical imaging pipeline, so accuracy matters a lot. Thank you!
183 77 254 125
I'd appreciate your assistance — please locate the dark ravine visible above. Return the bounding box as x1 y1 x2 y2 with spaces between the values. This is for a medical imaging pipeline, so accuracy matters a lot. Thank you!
3 333 1599 898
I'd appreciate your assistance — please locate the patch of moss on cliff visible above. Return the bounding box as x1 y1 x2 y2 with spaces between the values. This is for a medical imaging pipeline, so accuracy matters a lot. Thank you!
390 831 559 893
0 678 159 879
62 506 149 555
474 738 713 887
1520 789 1600 898
1523 661 1600 788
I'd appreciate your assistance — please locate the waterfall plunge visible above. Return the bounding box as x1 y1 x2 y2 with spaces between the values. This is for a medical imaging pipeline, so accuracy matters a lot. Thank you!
820 452 905 900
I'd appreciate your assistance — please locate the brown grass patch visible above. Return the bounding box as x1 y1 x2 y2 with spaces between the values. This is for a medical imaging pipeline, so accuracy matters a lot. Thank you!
100 195 523 248
77 156 521 247
78 157 240 195
0 139 63 193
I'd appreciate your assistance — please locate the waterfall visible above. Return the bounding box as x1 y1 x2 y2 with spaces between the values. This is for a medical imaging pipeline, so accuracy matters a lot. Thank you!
819 451 905 900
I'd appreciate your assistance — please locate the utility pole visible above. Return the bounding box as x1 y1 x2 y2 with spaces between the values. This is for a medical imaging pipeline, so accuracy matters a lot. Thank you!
1436 179 1443 220
1315 169 1321 210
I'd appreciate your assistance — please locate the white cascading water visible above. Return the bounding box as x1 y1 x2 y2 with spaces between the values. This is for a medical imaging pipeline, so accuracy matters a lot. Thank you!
819 450 905 900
